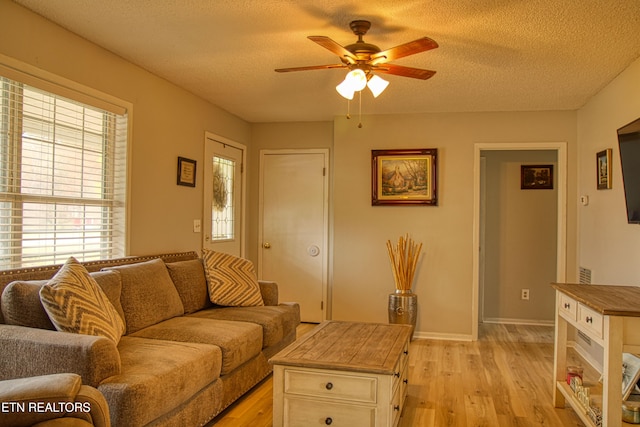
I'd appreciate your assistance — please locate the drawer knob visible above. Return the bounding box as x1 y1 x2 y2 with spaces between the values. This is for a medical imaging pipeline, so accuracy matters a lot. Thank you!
403 379 409 384
564 303 570 309
586 316 593 323
404 350 409 355
325 382 333 390
394 372 400 378
394 405 401 411
325 417 333 425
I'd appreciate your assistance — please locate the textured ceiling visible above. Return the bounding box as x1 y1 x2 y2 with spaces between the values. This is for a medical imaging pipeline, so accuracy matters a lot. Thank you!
13 0 640 123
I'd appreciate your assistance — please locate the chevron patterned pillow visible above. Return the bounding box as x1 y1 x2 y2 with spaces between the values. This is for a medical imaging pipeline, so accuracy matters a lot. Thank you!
202 249 264 307
40 257 125 344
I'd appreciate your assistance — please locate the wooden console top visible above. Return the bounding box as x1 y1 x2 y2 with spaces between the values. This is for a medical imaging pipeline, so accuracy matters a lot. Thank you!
552 283 640 317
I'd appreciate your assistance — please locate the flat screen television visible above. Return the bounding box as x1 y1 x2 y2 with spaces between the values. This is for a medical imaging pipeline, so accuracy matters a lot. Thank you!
617 117 640 224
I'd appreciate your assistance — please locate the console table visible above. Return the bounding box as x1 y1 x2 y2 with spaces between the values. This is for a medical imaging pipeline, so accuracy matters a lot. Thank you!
270 321 412 427
552 283 640 427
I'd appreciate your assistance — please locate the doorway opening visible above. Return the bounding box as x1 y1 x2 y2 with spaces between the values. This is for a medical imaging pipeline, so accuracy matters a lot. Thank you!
472 143 567 340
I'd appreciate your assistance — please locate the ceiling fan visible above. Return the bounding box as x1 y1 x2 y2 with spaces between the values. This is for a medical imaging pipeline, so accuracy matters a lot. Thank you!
275 20 438 99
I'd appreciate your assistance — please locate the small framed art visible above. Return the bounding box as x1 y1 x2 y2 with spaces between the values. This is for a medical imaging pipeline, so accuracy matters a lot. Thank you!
177 156 197 187
521 165 553 190
371 148 437 206
597 149 612 190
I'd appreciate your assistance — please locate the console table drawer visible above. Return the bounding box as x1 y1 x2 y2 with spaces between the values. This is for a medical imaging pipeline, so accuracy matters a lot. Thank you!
559 293 577 321
284 369 377 403
283 396 376 427
577 304 603 339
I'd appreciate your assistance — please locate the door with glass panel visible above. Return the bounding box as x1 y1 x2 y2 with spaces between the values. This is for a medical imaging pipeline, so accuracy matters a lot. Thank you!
203 133 245 257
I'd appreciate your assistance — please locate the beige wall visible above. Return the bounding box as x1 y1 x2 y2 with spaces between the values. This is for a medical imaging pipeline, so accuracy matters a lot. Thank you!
331 112 578 338
0 1 251 256
577 57 640 285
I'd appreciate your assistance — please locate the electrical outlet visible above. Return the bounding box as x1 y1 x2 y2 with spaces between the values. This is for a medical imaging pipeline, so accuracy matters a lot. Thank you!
521 289 530 300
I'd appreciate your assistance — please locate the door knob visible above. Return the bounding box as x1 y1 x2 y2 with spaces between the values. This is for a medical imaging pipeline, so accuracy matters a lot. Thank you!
263 242 271 249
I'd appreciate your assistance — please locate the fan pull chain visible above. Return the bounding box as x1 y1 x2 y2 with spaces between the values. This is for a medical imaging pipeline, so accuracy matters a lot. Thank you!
346 99 351 119
358 91 363 128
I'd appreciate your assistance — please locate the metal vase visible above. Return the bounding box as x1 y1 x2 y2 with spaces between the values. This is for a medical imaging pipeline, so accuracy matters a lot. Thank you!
388 289 417 338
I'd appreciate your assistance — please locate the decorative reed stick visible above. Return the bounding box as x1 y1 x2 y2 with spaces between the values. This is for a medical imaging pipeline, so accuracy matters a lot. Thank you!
386 234 423 291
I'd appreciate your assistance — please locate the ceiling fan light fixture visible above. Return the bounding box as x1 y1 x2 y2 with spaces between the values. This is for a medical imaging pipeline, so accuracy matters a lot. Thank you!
367 74 389 98
336 69 368 99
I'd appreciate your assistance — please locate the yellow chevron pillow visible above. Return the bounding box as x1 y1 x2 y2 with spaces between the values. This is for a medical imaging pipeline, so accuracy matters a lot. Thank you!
202 250 264 307
40 257 125 344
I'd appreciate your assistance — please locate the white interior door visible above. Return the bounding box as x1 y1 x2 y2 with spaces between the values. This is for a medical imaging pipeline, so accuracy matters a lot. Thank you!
259 149 328 323
203 133 246 257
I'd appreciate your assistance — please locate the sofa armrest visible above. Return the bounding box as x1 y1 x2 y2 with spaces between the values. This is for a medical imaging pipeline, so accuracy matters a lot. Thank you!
0 325 120 387
0 373 110 427
258 280 278 306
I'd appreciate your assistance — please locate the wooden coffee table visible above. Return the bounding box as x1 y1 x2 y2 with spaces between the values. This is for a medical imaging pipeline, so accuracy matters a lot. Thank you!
270 321 412 427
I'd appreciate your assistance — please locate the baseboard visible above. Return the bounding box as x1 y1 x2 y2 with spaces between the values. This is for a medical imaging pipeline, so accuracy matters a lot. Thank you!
482 317 555 326
413 331 473 342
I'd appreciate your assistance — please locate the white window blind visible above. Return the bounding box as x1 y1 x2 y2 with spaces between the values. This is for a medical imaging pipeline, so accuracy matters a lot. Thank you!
0 76 127 268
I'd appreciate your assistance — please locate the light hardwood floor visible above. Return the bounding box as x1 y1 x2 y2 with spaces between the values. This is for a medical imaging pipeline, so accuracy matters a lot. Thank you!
210 322 589 426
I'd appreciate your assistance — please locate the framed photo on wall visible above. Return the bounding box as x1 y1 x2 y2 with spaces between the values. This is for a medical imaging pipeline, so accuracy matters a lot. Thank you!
597 148 612 190
371 148 437 206
521 164 553 190
177 156 197 187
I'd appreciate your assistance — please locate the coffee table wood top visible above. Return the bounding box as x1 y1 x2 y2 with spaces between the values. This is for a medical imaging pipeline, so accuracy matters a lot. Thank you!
269 321 412 375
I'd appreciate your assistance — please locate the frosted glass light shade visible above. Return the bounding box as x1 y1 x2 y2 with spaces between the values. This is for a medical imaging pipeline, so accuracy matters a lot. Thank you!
367 75 389 98
346 69 367 91
336 79 355 100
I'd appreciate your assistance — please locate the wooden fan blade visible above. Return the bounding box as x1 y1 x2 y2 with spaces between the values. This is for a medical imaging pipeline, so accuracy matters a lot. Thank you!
308 36 357 64
275 64 347 73
370 37 438 64
374 63 436 80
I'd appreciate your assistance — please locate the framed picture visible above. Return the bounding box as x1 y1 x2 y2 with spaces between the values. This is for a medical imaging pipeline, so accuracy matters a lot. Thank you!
371 148 437 206
521 165 553 190
597 148 612 190
622 353 640 400
177 156 197 187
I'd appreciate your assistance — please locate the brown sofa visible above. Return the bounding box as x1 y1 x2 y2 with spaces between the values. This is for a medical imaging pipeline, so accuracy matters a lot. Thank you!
0 252 300 427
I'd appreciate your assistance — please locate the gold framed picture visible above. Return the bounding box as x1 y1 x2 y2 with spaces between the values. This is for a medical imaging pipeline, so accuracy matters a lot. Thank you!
371 149 437 206
597 148 612 190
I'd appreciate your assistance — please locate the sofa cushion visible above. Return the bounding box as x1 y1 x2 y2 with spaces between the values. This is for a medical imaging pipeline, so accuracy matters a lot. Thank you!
129 316 263 375
103 259 184 334
165 258 212 314
99 336 222 427
39 258 125 344
189 303 300 349
202 250 263 307
1 270 124 331
1 280 54 330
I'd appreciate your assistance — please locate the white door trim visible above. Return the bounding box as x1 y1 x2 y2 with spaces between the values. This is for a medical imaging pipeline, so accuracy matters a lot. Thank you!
204 132 247 257
258 148 330 321
472 142 567 340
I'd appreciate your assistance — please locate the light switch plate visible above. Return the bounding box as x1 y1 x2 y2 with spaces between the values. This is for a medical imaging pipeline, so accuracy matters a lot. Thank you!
193 219 201 233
